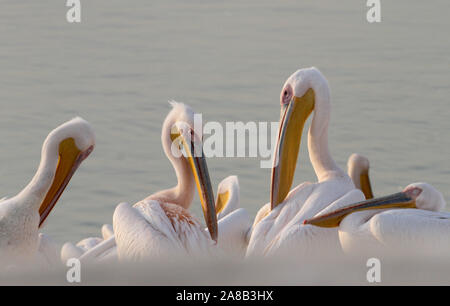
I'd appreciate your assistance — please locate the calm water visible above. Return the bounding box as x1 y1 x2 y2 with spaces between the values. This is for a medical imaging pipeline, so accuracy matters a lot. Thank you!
1 1 449 244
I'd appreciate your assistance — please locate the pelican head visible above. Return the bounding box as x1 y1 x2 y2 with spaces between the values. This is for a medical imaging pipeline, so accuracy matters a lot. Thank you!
304 182 446 228
23 117 95 227
158 101 218 242
271 67 329 209
403 183 446 211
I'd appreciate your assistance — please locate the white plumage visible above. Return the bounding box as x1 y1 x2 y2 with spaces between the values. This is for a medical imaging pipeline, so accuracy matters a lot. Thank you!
338 183 450 255
114 200 214 260
62 177 251 263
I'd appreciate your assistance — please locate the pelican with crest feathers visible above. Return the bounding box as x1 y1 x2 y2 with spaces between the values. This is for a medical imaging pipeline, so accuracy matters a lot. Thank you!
62 102 250 263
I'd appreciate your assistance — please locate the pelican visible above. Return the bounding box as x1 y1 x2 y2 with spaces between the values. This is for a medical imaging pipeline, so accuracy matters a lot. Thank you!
246 67 366 257
61 176 250 262
62 102 250 263
305 183 450 255
307 154 449 253
0 118 95 265
305 156 450 255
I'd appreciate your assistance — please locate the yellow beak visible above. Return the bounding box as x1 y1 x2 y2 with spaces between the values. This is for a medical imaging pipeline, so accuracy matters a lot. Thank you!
270 88 315 209
39 138 94 227
304 190 419 228
215 190 230 215
171 126 218 242
360 170 374 200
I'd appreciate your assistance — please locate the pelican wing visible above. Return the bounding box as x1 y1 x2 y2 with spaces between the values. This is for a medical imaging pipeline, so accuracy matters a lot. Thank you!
339 208 450 254
76 237 104 252
36 233 59 266
215 208 251 257
246 177 365 257
113 200 213 261
61 242 85 263
61 224 117 263
101 224 114 240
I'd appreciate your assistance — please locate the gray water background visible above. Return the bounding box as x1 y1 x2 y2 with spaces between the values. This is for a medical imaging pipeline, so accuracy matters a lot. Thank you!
1 1 449 244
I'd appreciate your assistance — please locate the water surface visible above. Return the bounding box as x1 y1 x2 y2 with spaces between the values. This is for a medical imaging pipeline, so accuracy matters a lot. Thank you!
1 1 449 243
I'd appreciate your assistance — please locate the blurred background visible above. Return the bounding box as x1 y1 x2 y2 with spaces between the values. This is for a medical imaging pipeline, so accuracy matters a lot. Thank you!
0 1 449 244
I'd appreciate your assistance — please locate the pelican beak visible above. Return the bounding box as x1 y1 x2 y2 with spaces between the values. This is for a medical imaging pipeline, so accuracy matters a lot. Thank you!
304 188 421 228
39 138 94 227
360 170 374 200
270 88 315 209
171 126 218 242
215 190 230 215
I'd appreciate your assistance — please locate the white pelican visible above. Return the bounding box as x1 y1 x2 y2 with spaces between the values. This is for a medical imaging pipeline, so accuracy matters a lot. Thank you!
305 182 450 255
113 102 256 261
306 154 450 256
62 102 250 263
0 118 95 265
246 67 366 257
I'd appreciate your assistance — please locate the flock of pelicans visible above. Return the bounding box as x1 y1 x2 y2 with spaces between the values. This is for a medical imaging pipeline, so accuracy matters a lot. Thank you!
1 67 450 271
